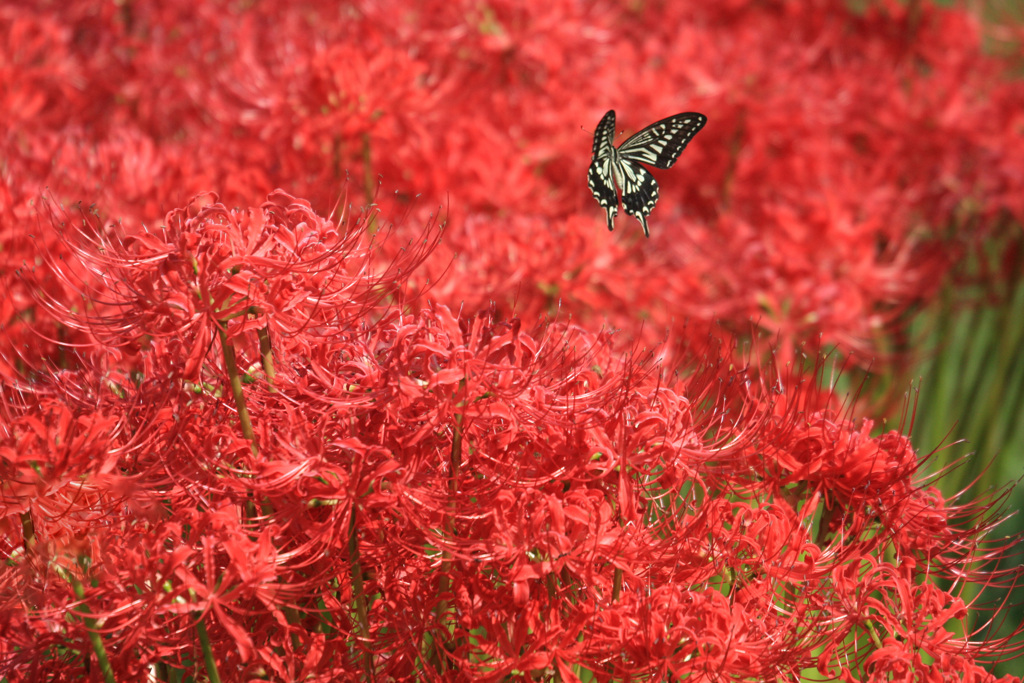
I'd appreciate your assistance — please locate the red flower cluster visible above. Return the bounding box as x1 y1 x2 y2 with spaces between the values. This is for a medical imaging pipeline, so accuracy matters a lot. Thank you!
2 192 1020 681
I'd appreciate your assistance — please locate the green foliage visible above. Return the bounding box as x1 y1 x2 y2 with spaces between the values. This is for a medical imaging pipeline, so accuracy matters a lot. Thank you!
894 231 1024 677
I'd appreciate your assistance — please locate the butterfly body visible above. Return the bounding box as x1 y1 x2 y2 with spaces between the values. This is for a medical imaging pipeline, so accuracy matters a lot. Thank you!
588 109 706 237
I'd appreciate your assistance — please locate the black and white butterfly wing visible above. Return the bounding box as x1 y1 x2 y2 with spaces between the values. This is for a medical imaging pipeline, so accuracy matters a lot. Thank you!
588 109 707 237
617 162 659 238
587 110 619 232
617 112 707 169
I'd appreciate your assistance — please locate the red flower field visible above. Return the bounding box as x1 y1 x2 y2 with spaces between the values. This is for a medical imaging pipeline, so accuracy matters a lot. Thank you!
2 0 1023 680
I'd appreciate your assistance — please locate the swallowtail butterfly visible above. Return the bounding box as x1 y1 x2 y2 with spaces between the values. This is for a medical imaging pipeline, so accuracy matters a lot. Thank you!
588 109 707 237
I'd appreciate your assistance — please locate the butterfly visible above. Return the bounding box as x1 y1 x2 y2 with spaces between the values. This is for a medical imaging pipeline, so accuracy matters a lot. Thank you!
588 109 707 237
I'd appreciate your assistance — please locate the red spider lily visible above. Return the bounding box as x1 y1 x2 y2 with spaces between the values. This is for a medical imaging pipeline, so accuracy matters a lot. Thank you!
14 190 439 380
2 191 1020 681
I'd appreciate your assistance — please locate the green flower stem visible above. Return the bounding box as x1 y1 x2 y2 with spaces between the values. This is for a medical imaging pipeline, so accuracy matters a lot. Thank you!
63 569 115 683
20 511 35 551
218 323 257 456
257 324 277 387
347 505 374 678
196 617 223 683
